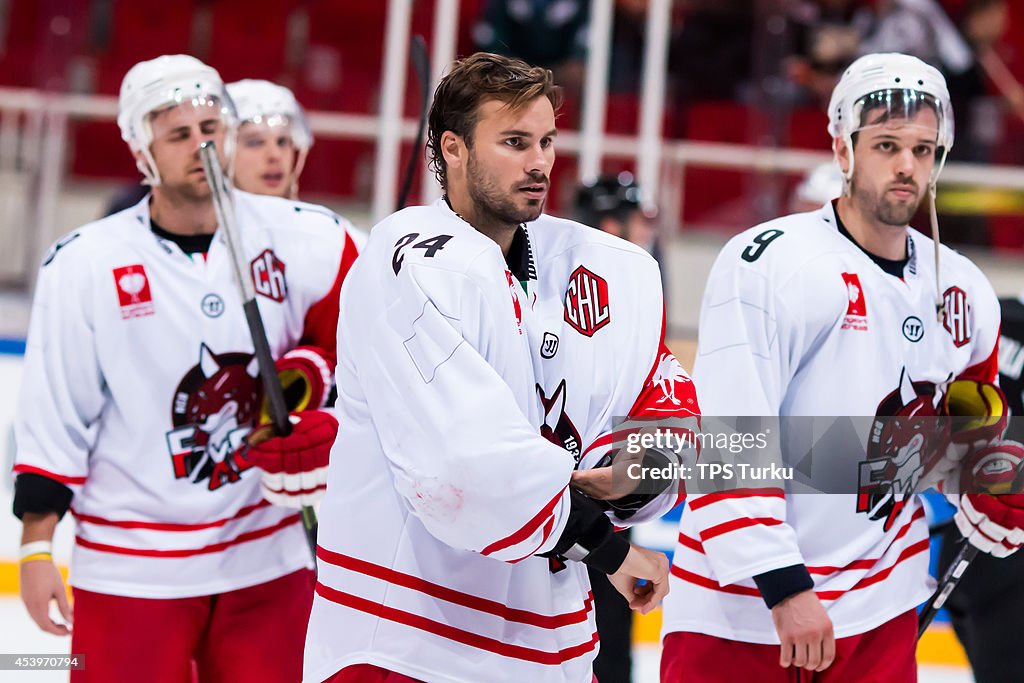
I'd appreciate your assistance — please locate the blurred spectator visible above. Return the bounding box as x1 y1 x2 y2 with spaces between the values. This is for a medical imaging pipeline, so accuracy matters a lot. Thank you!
784 0 875 107
860 0 973 76
473 0 588 98
668 0 753 102
790 161 844 213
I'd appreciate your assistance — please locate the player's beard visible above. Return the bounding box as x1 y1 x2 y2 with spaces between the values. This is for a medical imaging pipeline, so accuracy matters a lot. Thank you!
851 177 921 227
466 151 547 226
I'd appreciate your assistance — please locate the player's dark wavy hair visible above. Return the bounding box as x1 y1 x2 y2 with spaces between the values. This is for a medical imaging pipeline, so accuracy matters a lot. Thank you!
427 52 562 191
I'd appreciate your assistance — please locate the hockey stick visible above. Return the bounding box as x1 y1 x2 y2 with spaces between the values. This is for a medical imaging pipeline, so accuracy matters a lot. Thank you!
918 457 1024 637
396 34 431 211
199 141 318 561
917 541 977 638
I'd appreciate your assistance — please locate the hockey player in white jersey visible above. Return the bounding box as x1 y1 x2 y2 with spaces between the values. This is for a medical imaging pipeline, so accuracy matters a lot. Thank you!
299 52 698 683
13 55 359 682
227 78 312 199
661 53 1024 681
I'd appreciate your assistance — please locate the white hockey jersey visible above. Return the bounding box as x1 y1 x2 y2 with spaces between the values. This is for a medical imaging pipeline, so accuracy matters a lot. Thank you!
661 202 1000 644
14 190 359 599
304 198 698 683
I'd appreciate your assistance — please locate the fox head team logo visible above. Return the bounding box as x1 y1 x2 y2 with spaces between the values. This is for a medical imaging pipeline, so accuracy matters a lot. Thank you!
652 353 691 407
112 264 155 319
166 344 261 491
942 286 972 347
564 266 610 337
857 368 949 530
840 272 868 331
538 380 582 462
250 249 287 303
505 269 523 334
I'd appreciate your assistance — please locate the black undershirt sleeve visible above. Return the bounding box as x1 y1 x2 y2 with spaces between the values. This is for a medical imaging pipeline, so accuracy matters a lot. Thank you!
13 473 73 520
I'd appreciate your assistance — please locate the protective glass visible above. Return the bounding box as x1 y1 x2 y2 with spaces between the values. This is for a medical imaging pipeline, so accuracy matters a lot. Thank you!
850 89 948 146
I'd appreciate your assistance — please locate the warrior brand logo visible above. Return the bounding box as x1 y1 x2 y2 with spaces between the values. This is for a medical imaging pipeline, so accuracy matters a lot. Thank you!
538 380 582 462
902 316 924 343
540 332 560 359
165 344 260 491
840 272 868 331
112 264 155 319
505 270 523 334
942 286 972 347
857 368 948 531
201 293 225 318
250 249 287 302
564 266 610 337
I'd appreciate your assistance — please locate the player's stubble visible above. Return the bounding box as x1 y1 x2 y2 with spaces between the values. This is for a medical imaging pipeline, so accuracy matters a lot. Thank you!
466 149 548 226
850 174 922 228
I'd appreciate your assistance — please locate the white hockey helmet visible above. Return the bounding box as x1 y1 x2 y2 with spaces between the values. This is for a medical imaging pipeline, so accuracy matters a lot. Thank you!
226 79 313 152
117 55 237 186
827 52 953 185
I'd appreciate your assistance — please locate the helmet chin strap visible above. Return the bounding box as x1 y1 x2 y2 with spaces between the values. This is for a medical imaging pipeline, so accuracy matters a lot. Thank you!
929 147 950 323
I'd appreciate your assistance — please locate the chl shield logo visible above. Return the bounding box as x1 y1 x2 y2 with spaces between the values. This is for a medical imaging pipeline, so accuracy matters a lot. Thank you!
165 344 260 491
942 286 972 347
564 266 610 337
250 249 287 303
112 264 155 319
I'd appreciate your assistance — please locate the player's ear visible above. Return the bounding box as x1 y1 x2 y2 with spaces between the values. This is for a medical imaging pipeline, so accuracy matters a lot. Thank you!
833 137 851 176
441 131 464 174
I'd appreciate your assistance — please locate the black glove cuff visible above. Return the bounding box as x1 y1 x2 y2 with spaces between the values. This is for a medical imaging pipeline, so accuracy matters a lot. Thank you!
753 563 814 609
540 489 630 574
13 473 73 520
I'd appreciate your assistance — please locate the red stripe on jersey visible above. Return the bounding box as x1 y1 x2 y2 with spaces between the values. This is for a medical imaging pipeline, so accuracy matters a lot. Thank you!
686 488 785 512
814 538 930 600
481 486 566 558
74 514 300 557
700 516 784 542
670 564 761 597
957 330 1000 383
300 231 359 362
806 507 925 575
314 582 599 665
317 545 594 628
72 500 272 531
676 532 704 553
13 464 86 485
672 538 930 601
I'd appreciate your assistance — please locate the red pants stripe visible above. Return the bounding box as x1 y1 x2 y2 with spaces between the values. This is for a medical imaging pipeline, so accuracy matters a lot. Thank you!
660 609 917 682
70 568 314 683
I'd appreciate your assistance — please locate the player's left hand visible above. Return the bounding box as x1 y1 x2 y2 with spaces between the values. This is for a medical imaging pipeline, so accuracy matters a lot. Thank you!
570 447 647 501
956 441 1024 556
243 409 338 508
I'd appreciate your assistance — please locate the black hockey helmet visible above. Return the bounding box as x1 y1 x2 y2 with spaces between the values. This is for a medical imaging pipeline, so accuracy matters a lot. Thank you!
574 172 643 227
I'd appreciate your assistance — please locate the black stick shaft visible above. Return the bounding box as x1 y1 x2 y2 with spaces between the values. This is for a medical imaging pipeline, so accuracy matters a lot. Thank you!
918 541 978 638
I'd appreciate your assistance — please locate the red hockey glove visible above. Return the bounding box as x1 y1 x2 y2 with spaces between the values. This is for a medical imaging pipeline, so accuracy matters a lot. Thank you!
956 441 1024 557
243 409 337 508
923 380 1008 492
261 346 333 422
